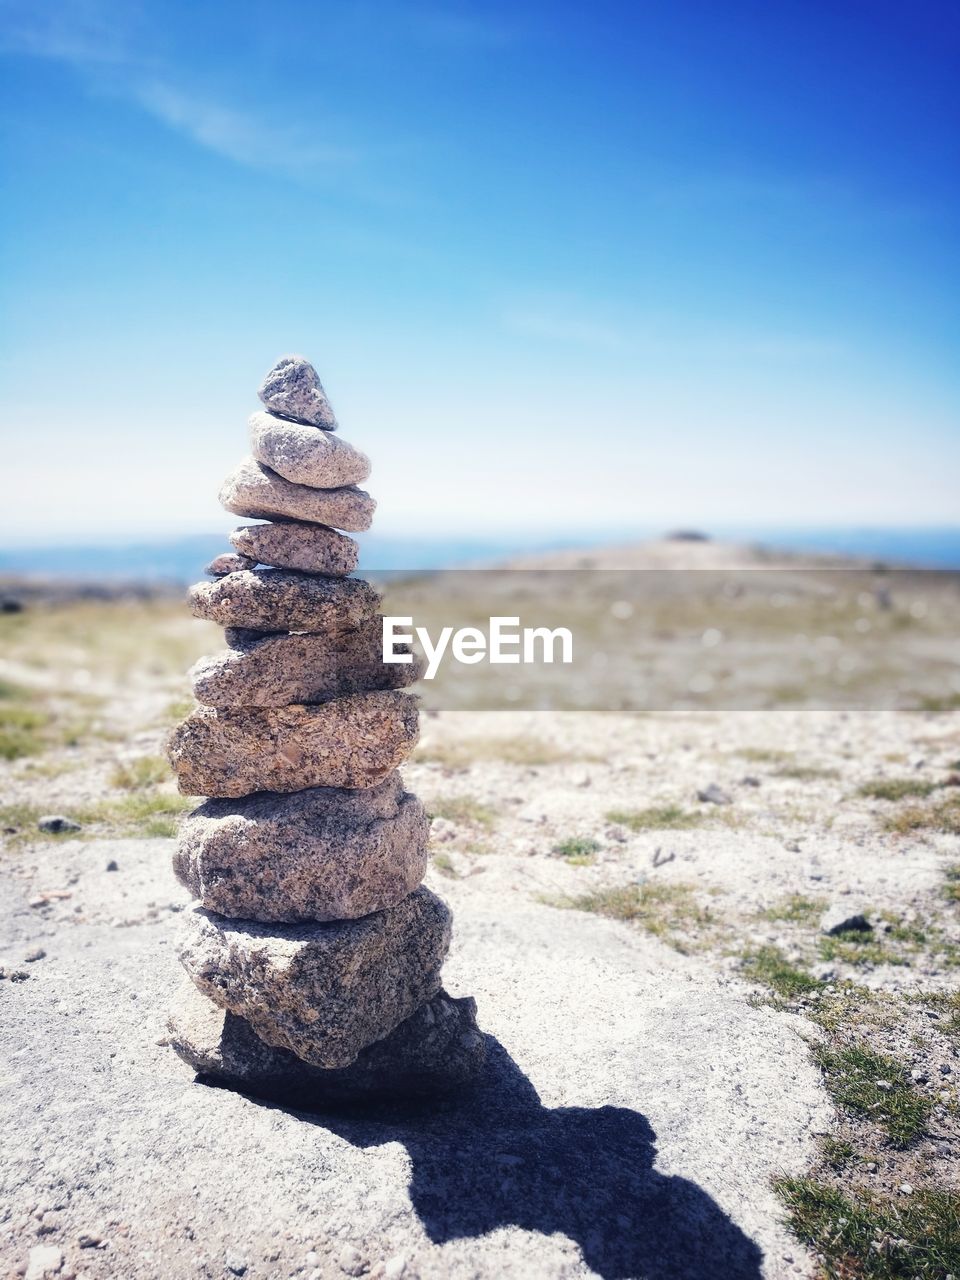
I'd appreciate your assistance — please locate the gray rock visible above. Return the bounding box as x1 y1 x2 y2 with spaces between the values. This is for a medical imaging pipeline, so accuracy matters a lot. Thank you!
205 552 257 577
189 621 424 707
178 886 451 1067
168 982 485 1105
820 904 872 936
696 784 732 806
258 355 338 429
230 521 358 576
249 412 370 488
174 772 430 922
220 458 375 531
187 569 379 632
37 815 81 834
167 692 420 797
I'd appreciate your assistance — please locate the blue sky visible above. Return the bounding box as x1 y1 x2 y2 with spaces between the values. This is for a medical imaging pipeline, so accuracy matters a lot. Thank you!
1 0 957 541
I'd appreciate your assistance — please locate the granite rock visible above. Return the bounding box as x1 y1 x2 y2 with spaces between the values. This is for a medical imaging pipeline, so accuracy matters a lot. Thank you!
166 691 420 797
178 886 452 1067
174 772 429 921
220 458 375 531
189 621 424 707
168 981 486 1103
229 522 358 576
258 354 338 429
249 412 370 488
187 568 379 632
205 552 257 577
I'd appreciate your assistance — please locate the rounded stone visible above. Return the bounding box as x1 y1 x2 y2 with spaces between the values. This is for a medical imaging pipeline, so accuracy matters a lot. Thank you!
220 458 375 531
258 354 338 429
177 886 452 1067
229 522 358 576
187 569 379 632
205 552 257 577
249 412 370 488
174 772 430 922
167 982 486 1104
166 691 420 797
189 621 424 707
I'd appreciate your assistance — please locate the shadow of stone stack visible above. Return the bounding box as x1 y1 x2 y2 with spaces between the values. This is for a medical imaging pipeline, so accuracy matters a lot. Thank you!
165 355 486 1107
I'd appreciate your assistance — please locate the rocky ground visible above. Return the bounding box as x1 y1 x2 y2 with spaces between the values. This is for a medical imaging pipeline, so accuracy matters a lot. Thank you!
2 548 959 1279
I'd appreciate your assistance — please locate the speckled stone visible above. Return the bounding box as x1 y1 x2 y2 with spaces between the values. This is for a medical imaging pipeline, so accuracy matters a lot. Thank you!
220 458 375 531
229 522 358 576
178 886 452 1067
166 691 419 797
258 355 338 429
189 621 424 707
187 569 379 632
205 552 257 577
173 772 429 921
167 981 486 1103
249 412 370 488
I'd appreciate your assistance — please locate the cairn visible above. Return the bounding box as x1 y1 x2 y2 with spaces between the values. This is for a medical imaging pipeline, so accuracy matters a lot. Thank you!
165 355 485 1104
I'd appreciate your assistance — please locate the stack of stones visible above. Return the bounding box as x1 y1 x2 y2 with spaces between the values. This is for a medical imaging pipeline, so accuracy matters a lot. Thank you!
165 355 485 1104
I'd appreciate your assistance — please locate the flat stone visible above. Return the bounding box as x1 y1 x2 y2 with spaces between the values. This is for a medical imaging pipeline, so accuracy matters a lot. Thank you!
220 458 375 531
189 620 424 707
258 355 338 429
205 552 257 577
249 412 370 488
178 886 451 1067
174 772 429 921
187 569 379 632
230 522 358 576
166 691 419 797
168 981 486 1104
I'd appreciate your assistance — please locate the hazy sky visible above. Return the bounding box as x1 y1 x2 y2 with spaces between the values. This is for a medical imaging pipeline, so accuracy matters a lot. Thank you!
1 0 957 541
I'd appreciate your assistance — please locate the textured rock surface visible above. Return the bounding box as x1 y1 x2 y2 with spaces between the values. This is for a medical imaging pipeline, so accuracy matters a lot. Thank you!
229 521 358 575
205 552 257 577
258 354 338 429
168 981 485 1103
178 887 451 1067
166 692 419 797
174 772 429 921
220 458 375 531
190 621 424 707
187 568 379 632
249 412 370 488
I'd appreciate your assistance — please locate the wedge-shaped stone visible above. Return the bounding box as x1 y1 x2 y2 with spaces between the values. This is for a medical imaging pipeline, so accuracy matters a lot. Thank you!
168 982 486 1103
205 552 257 577
187 568 379 632
249 412 370 488
229 521 358 576
190 621 423 707
166 691 419 797
258 354 338 429
174 772 429 922
220 457 374 531
178 886 451 1067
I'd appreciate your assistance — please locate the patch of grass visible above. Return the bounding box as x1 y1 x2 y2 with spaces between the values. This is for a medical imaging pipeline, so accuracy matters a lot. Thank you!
858 777 939 801
431 851 457 878
740 945 822 1000
813 1041 931 1146
918 692 960 713
761 893 827 924
775 1177 960 1280
77 791 194 838
773 764 840 781
427 795 498 828
819 1136 856 1170
606 805 704 832
0 702 49 759
110 755 170 790
944 866 960 904
553 881 717 952
735 747 790 764
162 697 196 724
819 929 911 969
417 735 596 769
882 796 960 837
552 835 601 865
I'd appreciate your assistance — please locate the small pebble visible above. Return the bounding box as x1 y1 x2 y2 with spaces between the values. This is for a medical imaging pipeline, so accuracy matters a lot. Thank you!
105 860 119 872
24 949 46 963
339 1244 366 1276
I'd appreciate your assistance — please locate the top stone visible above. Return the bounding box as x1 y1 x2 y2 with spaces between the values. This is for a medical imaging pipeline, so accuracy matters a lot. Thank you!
258 355 338 430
